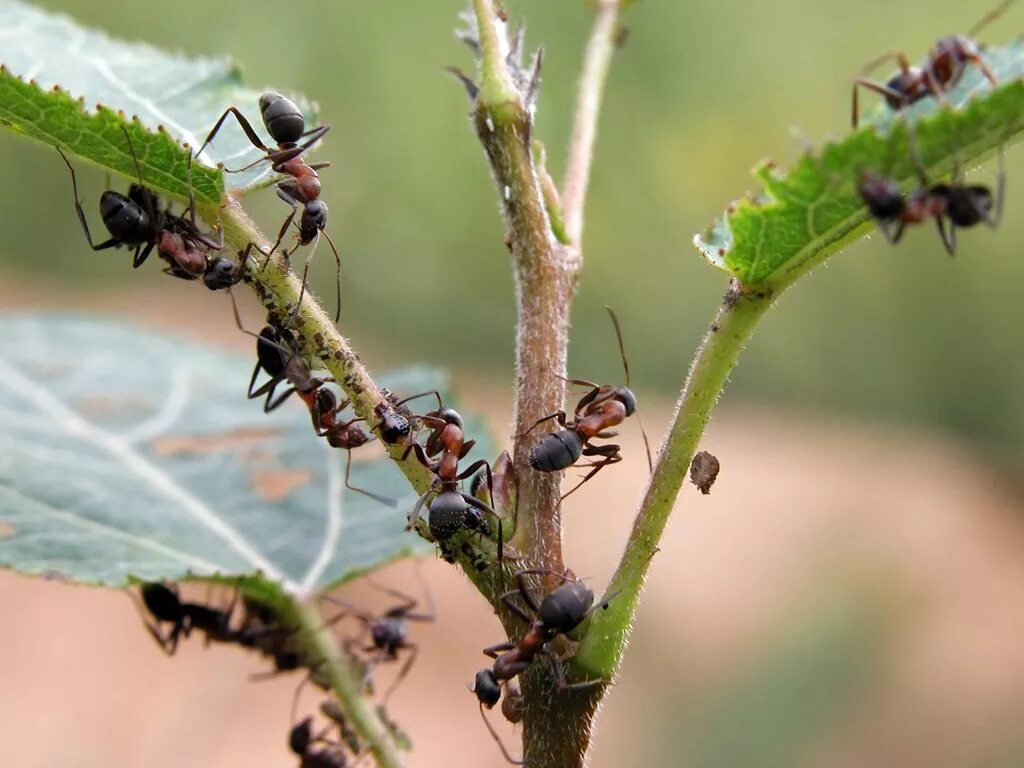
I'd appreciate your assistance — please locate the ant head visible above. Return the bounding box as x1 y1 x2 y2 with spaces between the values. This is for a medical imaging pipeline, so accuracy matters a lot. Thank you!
288 717 314 756
857 170 904 220
259 92 305 146
202 257 242 291
141 582 182 622
429 406 464 430
302 200 329 235
472 669 502 708
428 490 471 541
947 184 993 227
614 386 637 417
538 579 595 634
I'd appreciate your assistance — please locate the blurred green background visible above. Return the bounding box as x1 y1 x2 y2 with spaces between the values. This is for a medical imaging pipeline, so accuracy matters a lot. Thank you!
1 0 1021 464
2 4 1024 768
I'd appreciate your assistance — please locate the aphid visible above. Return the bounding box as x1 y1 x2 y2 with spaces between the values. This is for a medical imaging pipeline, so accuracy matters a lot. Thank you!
524 307 651 499
851 0 1013 127
690 450 721 495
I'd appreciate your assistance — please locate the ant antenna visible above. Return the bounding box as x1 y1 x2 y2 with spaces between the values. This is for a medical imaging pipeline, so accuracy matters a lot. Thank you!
322 228 343 324
969 0 1015 37
604 306 653 473
479 702 527 765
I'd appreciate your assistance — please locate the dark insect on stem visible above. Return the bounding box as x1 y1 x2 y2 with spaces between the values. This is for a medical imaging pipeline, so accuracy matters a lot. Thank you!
289 716 361 768
323 572 436 707
689 450 721 495
194 92 342 321
850 0 1013 128
57 128 237 289
523 307 652 500
135 582 242 655
470 569 611 764
857 130 1005 257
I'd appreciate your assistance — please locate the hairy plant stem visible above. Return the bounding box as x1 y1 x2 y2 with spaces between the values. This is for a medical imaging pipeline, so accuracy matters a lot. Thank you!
290 599 405 768
573 280 776 677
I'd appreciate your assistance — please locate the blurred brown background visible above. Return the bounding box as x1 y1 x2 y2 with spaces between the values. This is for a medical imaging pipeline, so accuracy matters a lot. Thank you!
1 0 1024 765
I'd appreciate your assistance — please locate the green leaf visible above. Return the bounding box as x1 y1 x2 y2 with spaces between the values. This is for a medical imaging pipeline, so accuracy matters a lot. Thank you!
0 315 485 597
694 39 1024 287
0 0 317 202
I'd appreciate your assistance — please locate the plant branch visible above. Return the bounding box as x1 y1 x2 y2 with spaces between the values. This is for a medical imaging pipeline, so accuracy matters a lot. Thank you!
291 599 405 768
470 0 576 577
573 280 776 677
562 0 622 245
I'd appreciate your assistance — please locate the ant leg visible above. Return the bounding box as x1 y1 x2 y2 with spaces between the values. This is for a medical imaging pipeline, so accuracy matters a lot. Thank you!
479 703 526 765
851 79 907 129
133 242 156 269
263 208 298 269
56 148 121 251
967 52 999 88
518 411 568 439
935 216 957 257
196 107 271 164
308 162 332 171
987 145 1006 228
560 448 622 500
265 124 333 166
380 644 418 707
406 489 431 531
342 449 398 507
264 384 298 413
482 641 516 659
394 390 444 410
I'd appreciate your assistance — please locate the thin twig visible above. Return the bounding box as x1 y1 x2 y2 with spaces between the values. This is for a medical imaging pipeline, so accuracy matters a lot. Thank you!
563 0 622 245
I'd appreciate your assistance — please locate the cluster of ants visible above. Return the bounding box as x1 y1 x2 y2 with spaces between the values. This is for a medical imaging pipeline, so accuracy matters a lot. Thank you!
60 2 1020 758
852 0 1012 254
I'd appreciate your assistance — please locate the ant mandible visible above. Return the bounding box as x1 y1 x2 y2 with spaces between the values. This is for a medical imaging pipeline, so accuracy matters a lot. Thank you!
323 573 436 706
851 0 1014 128
523 307 651 499
857 137 1005 256
194 92 340 315
58 127 236 290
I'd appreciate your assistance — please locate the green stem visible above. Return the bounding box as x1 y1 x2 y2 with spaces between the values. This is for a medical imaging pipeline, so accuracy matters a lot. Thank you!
292 599 405 768
574 280 776 676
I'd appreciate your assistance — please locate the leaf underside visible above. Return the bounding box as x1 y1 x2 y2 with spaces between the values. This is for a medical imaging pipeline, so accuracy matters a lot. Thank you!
694 39 1024 287
0 315 485 598
0 0 318 202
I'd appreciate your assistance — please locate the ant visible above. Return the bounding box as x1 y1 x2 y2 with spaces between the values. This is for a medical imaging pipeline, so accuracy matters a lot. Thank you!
470 570 608 765
523 307 651 500
58 127 235 290
289 716 361 768
137 582 240 654
402 404 496 545
323 573 436 706
851 0 1014 128
857 135 1004 256
194 92 340 318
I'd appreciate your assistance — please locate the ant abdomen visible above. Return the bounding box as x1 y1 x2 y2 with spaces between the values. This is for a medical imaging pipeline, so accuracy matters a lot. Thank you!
428 490 473 540
259 92 305 145
948 185 994 226
529 430 584 472
99 191 151 244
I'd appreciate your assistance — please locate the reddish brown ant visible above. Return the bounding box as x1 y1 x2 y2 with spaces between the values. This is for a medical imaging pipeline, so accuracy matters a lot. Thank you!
323 573 436 706
523 307 651 499
194 92 341 319
857 132 1005 256
58 127 235 289
470 569 610 764
851 0 1014 128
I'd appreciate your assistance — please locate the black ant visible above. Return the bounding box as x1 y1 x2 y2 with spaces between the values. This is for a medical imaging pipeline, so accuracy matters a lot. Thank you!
194 92 340 318
289 716 360 768
137 582 240 654
470 570 608 764
58 127 235 290
323 573 436 706
523 307 651 500
851 0 1013 128
857 137 1004 256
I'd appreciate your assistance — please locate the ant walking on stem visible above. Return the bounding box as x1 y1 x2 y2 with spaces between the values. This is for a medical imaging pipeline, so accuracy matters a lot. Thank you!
194 92 341 321
523 307 651 499
851 0 1015 127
